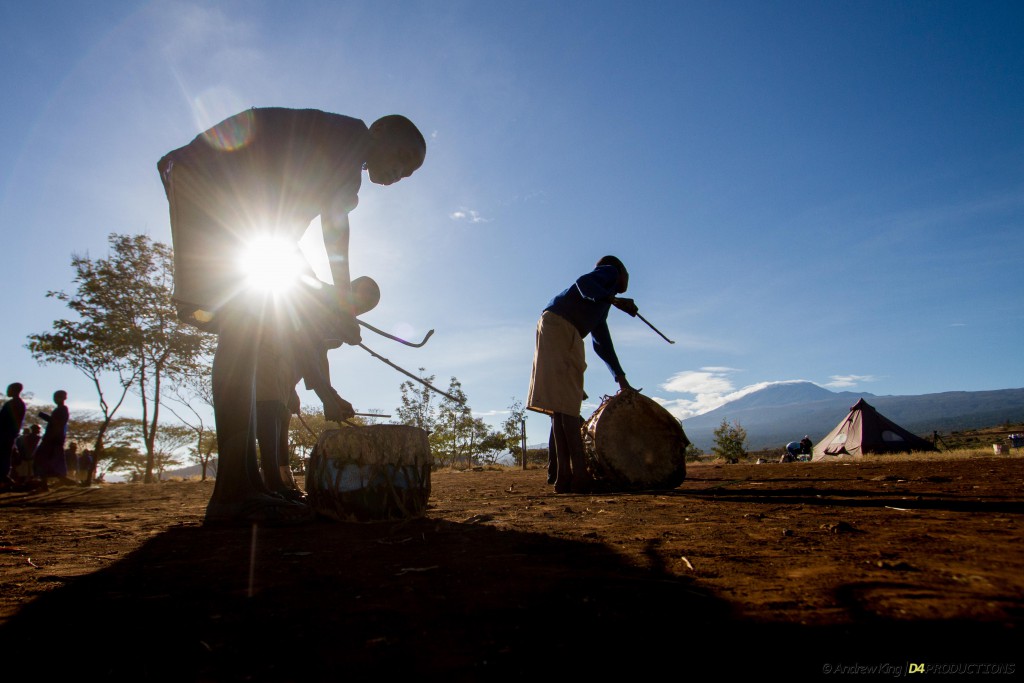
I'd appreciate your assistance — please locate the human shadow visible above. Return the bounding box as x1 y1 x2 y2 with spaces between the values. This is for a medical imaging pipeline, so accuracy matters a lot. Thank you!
3 510 1017 680
3 515 735 681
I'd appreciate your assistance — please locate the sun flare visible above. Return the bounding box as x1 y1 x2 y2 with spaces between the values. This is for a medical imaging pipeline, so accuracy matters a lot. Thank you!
238 236 309 293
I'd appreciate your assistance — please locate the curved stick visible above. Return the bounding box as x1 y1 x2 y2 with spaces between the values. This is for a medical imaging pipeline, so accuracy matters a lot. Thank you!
636 312 675 345
358 343 465 404
357 319 435 348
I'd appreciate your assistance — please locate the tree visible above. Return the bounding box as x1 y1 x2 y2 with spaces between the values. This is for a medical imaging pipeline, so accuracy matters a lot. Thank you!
190 430 218 481
430 378 474 468
28 233 215 484
393 371 500 469
393 368 437 433
164 362 217 480
27 253 138 485
712 418 747 463
149 423 193 480
64 413 137 480
105 444 147 480
501 398 527 465
475 429 510 466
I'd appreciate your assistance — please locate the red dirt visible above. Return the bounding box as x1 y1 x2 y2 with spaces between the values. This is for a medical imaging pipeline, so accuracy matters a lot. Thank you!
1 456 1021 679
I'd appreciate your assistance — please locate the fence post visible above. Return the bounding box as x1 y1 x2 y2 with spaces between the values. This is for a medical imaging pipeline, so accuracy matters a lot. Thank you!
520 418 527 470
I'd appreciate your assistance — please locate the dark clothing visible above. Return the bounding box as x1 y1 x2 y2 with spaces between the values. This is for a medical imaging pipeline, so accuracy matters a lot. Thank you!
78 452 94 479
157 107 369 319
256 400 292 491
0 398 26 439
14 431 40 470
543 264 625 379
0 398 26 479
533 263 625 494
34 406 69 478
158 107 375 512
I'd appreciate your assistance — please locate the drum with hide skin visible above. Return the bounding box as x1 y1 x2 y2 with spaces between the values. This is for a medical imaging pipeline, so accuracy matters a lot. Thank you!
582 390 689 490
306 425 432 522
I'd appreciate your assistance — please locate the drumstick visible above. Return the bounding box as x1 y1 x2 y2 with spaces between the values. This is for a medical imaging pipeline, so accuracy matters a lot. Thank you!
358 343 466 404
358 319 434 348
635 312 675 345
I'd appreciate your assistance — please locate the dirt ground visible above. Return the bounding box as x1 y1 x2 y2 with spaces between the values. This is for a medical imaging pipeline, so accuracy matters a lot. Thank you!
1 456 1021 680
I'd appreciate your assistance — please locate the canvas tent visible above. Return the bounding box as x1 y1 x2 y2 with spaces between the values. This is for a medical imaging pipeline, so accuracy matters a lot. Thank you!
812 399 937 460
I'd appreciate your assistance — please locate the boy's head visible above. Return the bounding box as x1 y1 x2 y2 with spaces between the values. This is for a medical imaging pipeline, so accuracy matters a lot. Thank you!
366 115 426 186
597 255 629 294
53 390 67 404
350 276 381 316
6 383 22 398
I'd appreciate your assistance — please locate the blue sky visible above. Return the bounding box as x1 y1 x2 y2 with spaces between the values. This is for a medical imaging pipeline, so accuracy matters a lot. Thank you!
1 0 1022 447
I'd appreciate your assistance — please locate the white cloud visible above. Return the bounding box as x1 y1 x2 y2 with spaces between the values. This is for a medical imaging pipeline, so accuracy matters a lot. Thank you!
449 206 490 223
473 408 509 418
660 367 739 394
655 368 817 419
824 374 876 389
656 367 741 418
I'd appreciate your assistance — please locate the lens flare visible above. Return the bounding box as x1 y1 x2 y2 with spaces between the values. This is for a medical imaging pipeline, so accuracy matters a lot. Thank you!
238 236 307 293
202 108 255 151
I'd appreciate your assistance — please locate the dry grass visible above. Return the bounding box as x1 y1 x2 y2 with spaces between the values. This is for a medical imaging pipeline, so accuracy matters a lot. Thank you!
850 447 1021 462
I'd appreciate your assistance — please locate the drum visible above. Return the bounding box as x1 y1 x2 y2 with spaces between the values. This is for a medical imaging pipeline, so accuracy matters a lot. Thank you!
582 390 689 490
306 424 432 522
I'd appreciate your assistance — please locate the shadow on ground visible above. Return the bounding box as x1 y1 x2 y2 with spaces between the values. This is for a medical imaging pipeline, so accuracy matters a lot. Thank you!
3 511 1018 681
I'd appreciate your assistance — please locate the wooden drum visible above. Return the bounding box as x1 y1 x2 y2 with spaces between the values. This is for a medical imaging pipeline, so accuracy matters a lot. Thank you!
582 390 689 491
306 425 432 522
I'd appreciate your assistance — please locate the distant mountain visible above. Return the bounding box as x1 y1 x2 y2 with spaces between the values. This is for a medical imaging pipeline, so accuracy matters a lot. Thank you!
680 382 1024 451
720 381 864 410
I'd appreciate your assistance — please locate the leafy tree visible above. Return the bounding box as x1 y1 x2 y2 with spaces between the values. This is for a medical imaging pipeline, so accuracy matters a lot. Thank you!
393 368 437 433
27 233 215 484
430 378 474 468
150 423 193 480
712 418 747 463
112 419 192 481
393 371 504 469
190 430 218 481
164 361 217 480
64 413 138 479
105 444 147 480
501 398 527 465
475 429 510 466
27 250 138 485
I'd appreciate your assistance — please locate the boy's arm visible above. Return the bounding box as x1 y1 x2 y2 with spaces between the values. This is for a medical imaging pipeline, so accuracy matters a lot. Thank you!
591 320 631 391
296 340 355 423
321 198 360 345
